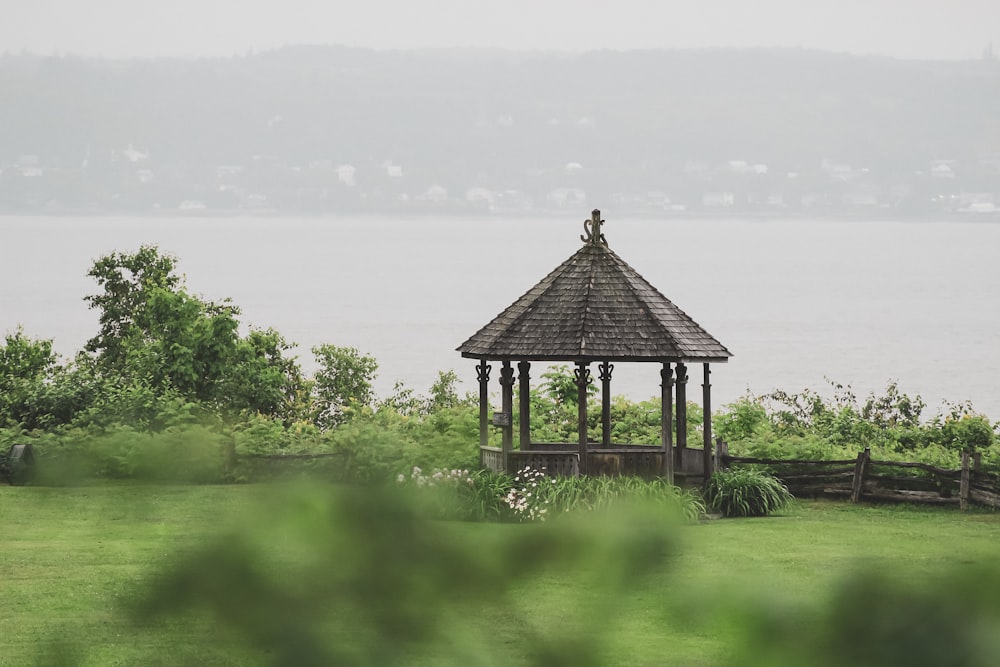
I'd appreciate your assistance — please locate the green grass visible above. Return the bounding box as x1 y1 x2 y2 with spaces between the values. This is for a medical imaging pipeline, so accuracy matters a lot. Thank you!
3 484 1000 666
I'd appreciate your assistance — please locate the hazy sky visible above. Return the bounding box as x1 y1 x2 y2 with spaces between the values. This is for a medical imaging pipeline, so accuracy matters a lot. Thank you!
2 0 998 60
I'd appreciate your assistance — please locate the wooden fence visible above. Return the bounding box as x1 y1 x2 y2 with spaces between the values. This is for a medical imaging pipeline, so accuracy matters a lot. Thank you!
718 441 1000 510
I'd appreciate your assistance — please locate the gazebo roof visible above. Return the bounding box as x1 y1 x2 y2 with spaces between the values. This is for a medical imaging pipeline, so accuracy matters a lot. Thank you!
457 210 731 363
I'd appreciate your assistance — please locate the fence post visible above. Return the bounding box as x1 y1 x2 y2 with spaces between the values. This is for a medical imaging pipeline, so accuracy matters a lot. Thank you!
714 438 728 472
960 451 971 511
850 447 870 503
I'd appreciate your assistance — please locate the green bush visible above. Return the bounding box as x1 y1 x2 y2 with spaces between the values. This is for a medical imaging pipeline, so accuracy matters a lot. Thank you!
705 468 792 518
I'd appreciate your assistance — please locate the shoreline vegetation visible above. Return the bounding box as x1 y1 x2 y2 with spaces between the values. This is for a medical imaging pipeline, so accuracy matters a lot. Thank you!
2 245 997 491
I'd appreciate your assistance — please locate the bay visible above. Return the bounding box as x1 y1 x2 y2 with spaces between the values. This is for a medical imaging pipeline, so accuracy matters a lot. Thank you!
1 214 998 420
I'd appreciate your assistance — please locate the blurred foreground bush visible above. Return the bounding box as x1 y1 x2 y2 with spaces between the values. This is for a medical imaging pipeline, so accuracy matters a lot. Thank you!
122 483 680 666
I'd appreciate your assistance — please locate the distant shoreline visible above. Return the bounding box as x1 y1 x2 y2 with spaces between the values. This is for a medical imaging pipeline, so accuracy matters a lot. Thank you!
2 208 998 224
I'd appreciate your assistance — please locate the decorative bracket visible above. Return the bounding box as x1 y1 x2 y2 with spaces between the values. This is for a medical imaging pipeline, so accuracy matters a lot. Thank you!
476 362 492 383
598 362 614 383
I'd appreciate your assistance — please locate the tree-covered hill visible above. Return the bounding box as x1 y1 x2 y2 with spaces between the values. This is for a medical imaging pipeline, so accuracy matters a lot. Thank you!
2 46 998 212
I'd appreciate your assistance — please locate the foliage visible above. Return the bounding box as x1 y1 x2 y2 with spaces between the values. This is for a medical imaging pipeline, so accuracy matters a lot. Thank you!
82 245 306 422
11 487 1000 666
84 244 182 369
0 327 59 428
396 466 478 520
705 468 792 518
401 465 706 524
121 483 679 667
721 381 999 472
311 344 379 429
538 364 599 406
223 328 310 423
504 467 557 521
722 565 1000 667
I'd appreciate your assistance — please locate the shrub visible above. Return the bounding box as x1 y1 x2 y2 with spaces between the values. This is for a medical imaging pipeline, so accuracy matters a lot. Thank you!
705 468 792 517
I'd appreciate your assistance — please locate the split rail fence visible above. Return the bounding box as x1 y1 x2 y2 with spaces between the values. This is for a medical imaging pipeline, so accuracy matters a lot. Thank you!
717 442 1000 510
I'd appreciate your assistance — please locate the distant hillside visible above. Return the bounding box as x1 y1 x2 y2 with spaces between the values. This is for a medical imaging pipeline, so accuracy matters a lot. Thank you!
2 46 999 214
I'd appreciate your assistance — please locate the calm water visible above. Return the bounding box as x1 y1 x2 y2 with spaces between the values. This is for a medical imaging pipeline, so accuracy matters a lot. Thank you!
2 214 998 419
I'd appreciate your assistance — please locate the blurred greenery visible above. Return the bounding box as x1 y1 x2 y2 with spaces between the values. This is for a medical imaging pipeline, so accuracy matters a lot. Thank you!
5 486 1000 665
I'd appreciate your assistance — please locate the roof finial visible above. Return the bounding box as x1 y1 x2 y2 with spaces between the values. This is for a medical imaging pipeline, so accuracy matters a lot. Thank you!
581 208 607 246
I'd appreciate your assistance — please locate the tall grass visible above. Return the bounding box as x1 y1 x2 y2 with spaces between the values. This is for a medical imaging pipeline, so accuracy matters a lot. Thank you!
403 467 706 523
704 468 792 517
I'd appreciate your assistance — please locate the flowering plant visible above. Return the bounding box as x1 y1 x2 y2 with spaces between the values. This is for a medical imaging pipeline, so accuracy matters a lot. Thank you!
504 466 557 522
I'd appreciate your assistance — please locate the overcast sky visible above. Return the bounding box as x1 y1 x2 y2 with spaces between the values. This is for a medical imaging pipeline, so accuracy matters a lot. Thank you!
2 0 998 60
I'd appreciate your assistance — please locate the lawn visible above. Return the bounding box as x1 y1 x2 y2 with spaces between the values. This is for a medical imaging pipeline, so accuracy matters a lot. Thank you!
2 483 1000 666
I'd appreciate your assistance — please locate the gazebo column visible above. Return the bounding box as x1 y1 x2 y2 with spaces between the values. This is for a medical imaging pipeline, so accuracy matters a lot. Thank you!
476 361 491 449
661 363 674 484
599 361 614 447
518 361 531 450
499 361 515 471
676 362 688 460
575 362 591 475
702 363 713 484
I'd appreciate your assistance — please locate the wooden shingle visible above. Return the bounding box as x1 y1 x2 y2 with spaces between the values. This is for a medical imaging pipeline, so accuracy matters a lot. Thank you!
458 214 731 363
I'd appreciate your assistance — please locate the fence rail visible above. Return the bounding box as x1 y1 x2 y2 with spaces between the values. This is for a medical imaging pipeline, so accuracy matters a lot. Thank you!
719 444 998 510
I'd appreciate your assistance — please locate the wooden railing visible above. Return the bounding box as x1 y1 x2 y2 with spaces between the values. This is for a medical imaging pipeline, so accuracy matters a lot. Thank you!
719 443 1000 510
479 443 715 482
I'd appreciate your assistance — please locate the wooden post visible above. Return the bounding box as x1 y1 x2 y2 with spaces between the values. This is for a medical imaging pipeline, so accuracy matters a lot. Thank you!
715 438 728 472
850 447 870 503
660 363 674 484
476 362 491 449
599 361 613 447
675 363 688 473
518 361 531 451
702 363 712 484
575 362 591 475
499 361 515 471
960 451 971 511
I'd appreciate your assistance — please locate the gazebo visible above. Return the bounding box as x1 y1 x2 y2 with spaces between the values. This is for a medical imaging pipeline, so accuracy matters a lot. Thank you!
457 209 731 484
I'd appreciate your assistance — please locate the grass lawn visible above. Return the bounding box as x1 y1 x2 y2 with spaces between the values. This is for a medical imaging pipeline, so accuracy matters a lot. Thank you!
2 483 1000 666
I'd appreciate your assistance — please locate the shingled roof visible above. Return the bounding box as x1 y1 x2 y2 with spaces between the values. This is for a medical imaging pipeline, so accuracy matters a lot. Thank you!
458 212 731 363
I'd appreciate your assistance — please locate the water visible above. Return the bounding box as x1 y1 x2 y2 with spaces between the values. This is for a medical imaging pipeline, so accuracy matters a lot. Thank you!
2 214 998 419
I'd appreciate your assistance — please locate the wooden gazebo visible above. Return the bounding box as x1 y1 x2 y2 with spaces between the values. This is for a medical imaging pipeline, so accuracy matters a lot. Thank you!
457 209 731 484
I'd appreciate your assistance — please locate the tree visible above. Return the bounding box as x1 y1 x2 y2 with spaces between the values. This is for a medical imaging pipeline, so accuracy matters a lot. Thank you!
83 246 305 421
311 345 378 429
0 327 59 427
224 328 309 424
84 245 181 370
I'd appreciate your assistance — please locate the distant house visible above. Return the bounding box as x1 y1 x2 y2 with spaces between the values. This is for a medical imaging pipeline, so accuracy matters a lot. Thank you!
465 187 496 207
702 192 734 207
547 187 586 208
930 160 957 179
337 165 357 187
842 191 879 207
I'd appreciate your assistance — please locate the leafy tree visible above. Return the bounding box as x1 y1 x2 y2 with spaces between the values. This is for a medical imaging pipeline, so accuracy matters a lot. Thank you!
82 246 305 421
311 345 378 429
224 328 309 423
84 245 181 370
426 370 467 411
0 327 59 427
539 364 597 406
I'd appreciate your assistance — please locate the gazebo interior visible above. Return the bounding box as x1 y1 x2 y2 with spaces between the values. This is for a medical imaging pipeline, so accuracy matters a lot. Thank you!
457 209 731 485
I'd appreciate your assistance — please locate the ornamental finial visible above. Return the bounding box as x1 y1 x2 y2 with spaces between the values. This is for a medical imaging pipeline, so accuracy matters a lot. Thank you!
581 208 607 245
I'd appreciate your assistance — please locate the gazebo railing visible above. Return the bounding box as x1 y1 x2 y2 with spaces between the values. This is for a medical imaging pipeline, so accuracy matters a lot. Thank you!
479 445 711 481
508 450 580 477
